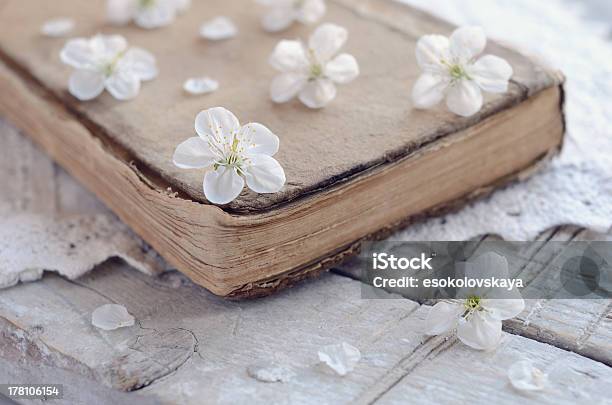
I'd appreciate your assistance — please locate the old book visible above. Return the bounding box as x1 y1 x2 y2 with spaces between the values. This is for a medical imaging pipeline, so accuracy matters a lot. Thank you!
0 0 564 297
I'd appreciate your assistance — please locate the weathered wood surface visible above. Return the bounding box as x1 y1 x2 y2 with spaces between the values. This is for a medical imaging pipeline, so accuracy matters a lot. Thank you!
374 333 612 405
335 227 612 366
1 255 611 405
503 228 612 366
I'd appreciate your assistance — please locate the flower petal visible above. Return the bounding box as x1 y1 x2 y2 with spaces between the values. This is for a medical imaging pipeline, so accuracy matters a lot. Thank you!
195 107 241 141
508 360 548 392
91 304 135 331
412 73 448 109
470 55 513 93
200 16 238 40
298 79 337 109
325 53 359 84
461 252 512 298
183 77 219 95
92 34 128 59
318 342 361 377
424 301 462 335
119 47 158 81
296 0 326 25
457 312 502 350
270 73 307 103
105 71 141 100
261 6 295 32
449 26 486 63
269 40 309 73
482 298 525 321
446 80 483 117
240 123 280 156
134 0 176 29
40 18 75 37
175 0 191 13
107 0 137 25
173 137 216 169
309 23 347 63
244 155 286 193
203 166 244 204
68 69 105 101
415 34 450 73
60 38 96 69
466 252 511 279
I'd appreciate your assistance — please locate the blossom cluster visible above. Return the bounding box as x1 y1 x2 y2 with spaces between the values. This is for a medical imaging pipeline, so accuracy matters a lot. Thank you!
49 0 513 207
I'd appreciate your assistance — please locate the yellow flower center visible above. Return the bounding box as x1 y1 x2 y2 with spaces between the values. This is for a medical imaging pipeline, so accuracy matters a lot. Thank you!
139 0 156 8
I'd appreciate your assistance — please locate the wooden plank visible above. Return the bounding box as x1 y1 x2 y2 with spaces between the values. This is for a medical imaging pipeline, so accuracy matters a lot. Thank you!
0 264 431 403
503 227 612 366
373 332 612 405
333 226 612 366
2 262 610 404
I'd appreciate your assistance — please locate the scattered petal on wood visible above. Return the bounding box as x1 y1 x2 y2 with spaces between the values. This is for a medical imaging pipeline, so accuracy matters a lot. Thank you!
508 360 548 392
183 77 219 95
92 304 135 331
199 16 237 40
247 362 296 383
40 18 75 37
318 342 361 376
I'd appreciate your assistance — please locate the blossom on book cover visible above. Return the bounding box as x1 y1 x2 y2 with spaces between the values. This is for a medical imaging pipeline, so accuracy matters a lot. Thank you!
257 0 326 32
269 23 359 108
412 26 513 117
107 0 189 29
173 107 286 204
60 34 158 101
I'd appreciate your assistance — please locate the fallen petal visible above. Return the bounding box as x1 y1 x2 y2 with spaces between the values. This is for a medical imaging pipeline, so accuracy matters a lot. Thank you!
92 304 135 331
318 342 361 376
41 18 75 37
247 362 296 383
508 360 548 392
183 77 219 95
200 16 237 40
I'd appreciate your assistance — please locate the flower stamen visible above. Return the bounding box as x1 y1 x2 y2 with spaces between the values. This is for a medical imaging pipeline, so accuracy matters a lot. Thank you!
139 0 156 9
462 295 484 318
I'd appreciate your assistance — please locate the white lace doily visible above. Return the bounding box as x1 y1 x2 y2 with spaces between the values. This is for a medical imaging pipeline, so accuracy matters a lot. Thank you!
0 121 167 289
396 0 612 240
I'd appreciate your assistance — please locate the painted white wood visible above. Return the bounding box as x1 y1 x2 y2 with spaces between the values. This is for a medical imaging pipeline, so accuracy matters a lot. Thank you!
376 333 612 405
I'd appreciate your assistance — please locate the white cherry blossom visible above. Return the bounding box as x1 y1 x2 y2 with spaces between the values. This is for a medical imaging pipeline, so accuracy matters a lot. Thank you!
424 252 525 350
107 0 188 29
60 34 157 101
269 23 359 109
173 107 286 204
412 26 513 117
257 0 326 32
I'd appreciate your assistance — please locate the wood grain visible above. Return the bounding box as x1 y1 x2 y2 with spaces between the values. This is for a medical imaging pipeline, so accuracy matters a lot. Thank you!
1 259 610 404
